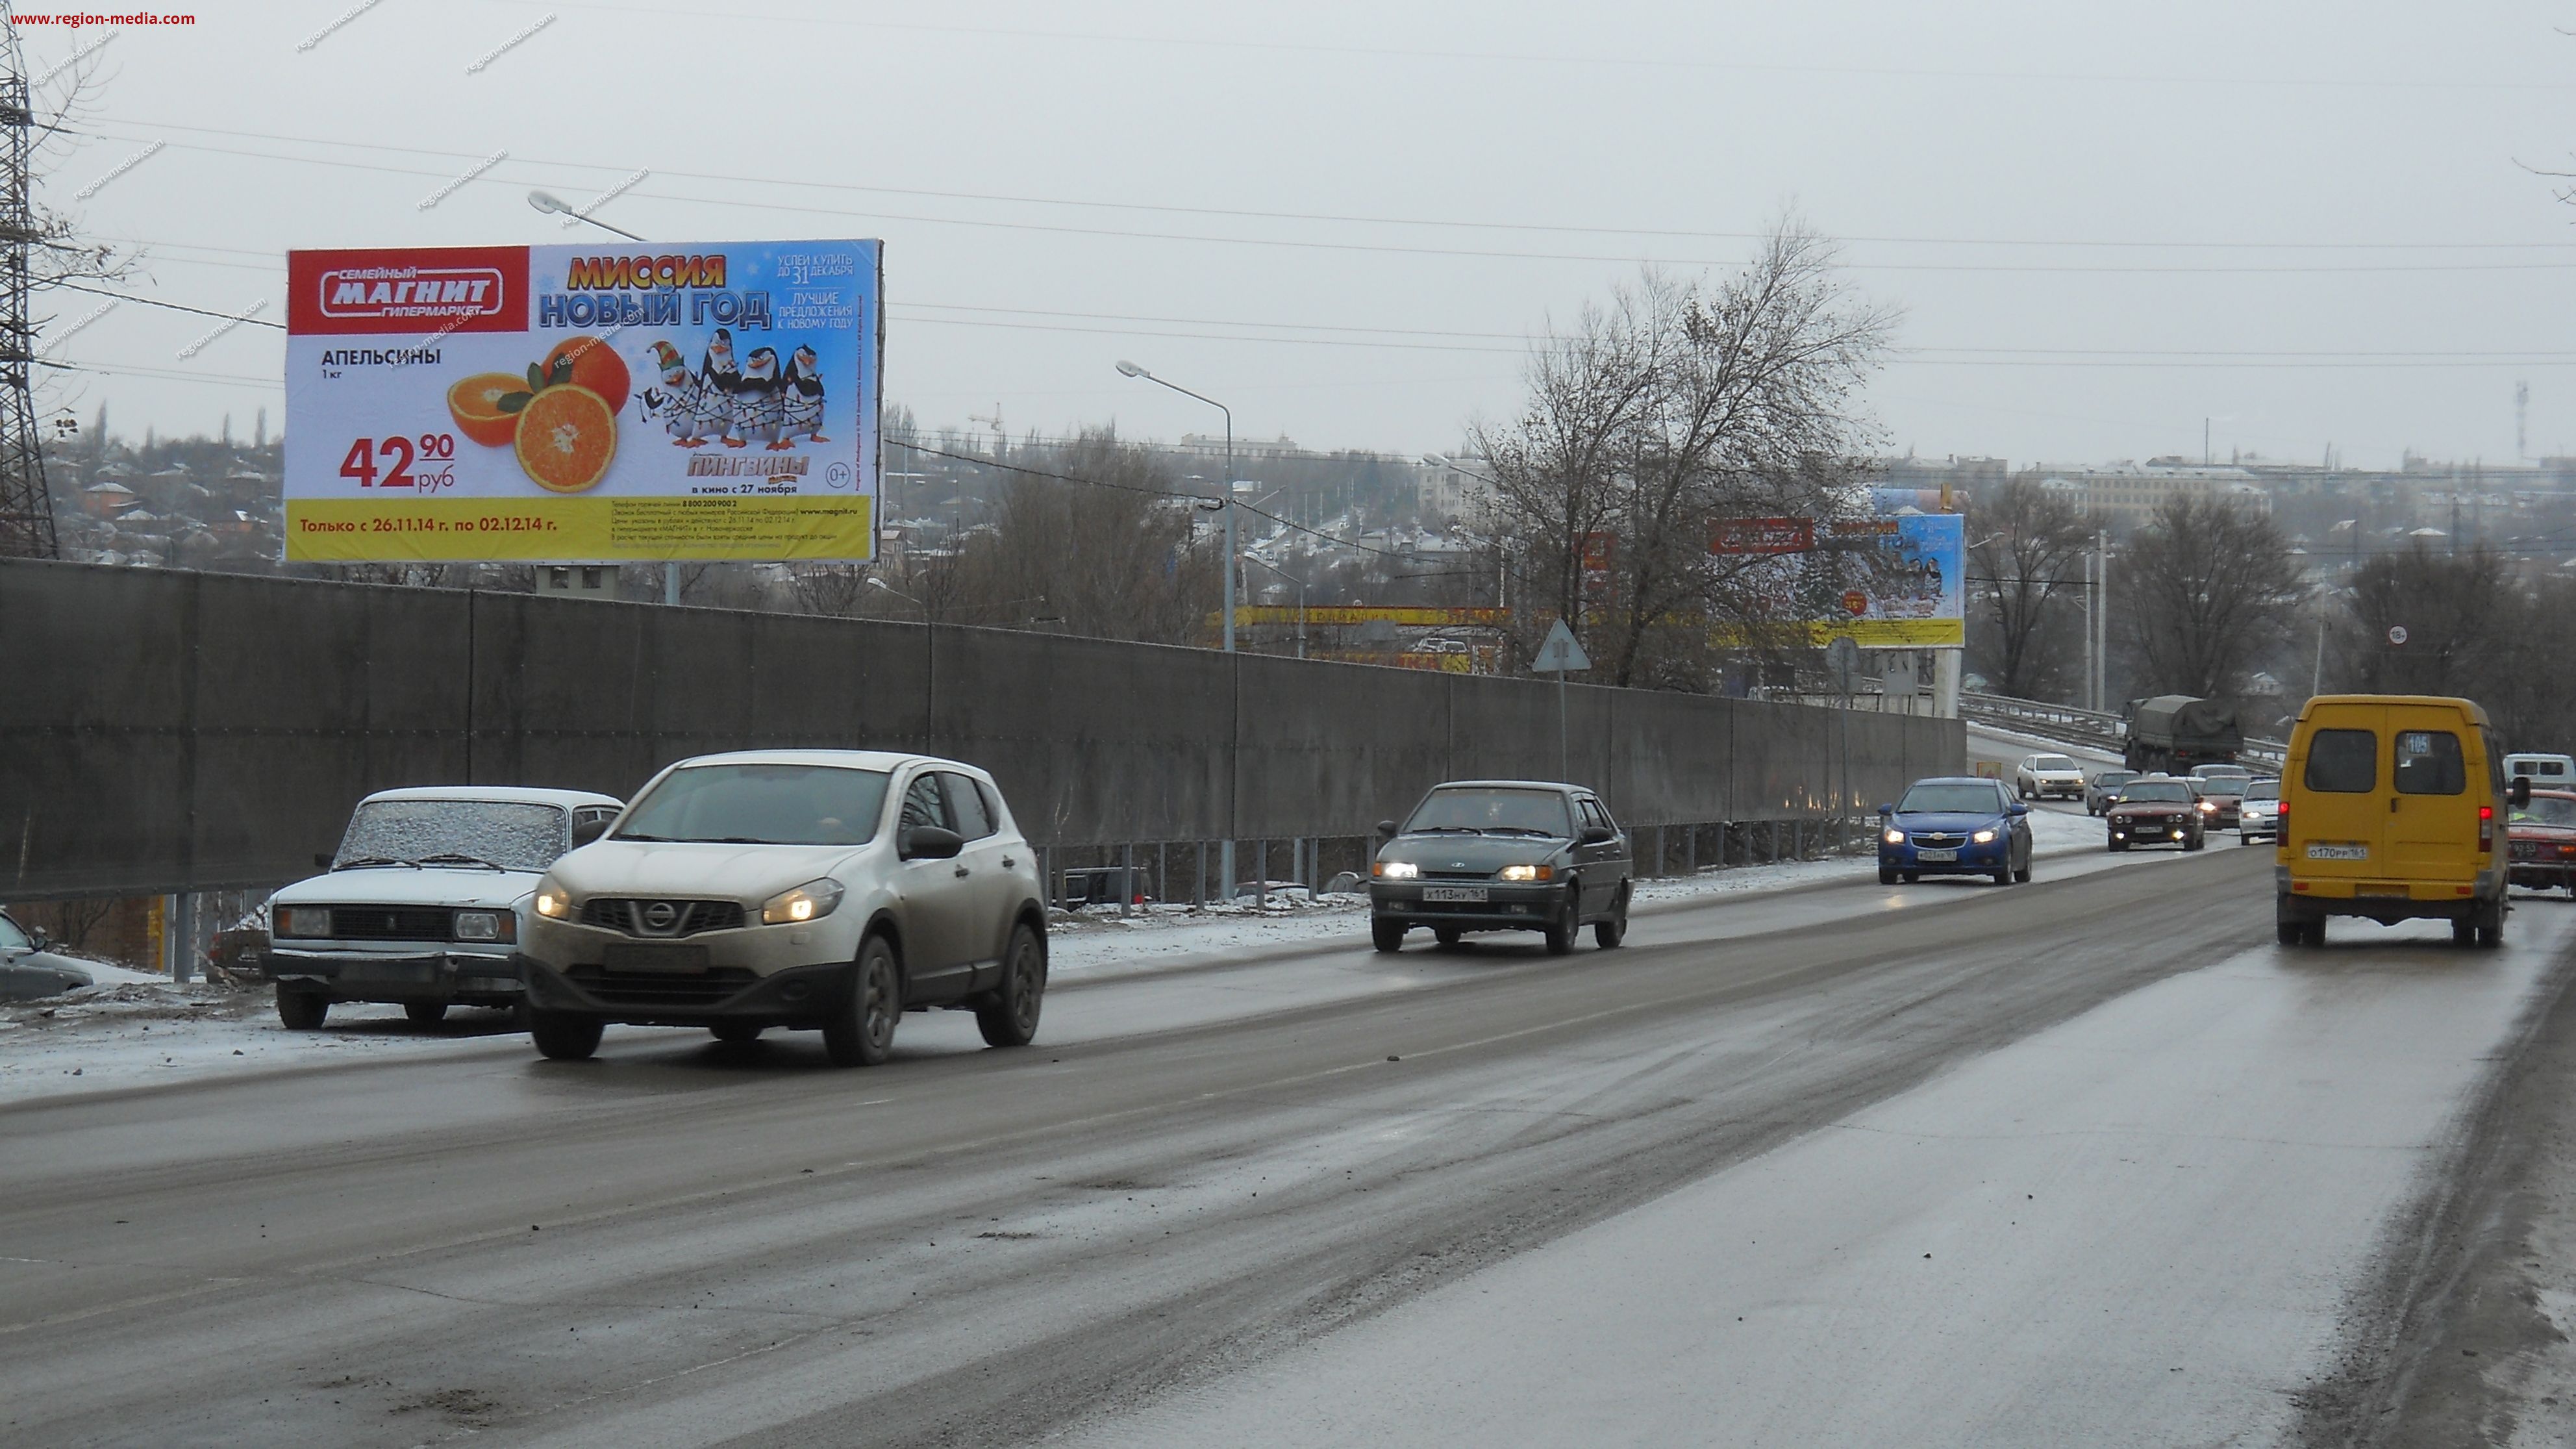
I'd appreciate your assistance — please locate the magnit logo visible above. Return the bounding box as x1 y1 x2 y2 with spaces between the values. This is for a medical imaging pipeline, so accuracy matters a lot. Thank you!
319 266 506 321
288 246 529 336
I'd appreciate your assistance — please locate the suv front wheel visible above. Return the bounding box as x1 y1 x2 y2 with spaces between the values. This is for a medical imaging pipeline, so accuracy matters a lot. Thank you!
825 935 903 1067
975 924 1045 1048
529 1009 603 1061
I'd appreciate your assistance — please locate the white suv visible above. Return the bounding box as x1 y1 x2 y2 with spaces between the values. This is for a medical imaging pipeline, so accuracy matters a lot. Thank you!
2014 753 2086 801
518 751 1047 1066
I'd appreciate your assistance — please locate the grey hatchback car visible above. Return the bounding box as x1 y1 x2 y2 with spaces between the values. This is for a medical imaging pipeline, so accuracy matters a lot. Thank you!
1368 781 1634 954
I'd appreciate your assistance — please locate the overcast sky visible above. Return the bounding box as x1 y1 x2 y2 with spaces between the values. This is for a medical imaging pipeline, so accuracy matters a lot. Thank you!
25 0 2576 469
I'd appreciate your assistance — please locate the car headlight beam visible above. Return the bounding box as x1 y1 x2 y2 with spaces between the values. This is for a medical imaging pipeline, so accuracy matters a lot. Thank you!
1971 828 1997 844
1498 863 1553 881
533 876 571 919
1373 861 1419 880
1882 829 1907 846
762 878 845 926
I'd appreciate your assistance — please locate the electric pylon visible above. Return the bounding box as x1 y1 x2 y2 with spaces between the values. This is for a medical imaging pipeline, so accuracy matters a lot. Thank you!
0 16 55 560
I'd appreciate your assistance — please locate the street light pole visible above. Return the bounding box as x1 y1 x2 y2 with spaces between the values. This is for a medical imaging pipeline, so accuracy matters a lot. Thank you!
1118 360 1238 900
1245 553 1308 659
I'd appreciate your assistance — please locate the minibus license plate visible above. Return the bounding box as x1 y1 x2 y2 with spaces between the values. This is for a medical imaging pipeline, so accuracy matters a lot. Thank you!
1423 887 1488 903
2306 844 2369 861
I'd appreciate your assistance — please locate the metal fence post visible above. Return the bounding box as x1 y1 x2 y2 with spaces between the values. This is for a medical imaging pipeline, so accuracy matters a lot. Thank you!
1120 842 1134 918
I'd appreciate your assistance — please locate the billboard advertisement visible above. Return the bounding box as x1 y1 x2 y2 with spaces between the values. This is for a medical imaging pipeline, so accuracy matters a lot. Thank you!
1715 511 1965 648
283 240 881 562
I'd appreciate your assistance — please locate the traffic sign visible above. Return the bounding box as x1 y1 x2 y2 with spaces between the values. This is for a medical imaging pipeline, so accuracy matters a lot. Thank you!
1532 619 1590 674
2388 625 2409 646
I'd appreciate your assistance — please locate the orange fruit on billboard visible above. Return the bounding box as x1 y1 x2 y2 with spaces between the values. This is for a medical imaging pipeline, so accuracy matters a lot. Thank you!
513 385 618 494
446 372 527 448
543 336 630 413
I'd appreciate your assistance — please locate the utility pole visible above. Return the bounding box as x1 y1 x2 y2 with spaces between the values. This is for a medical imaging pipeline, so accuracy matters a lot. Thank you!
0 24 56 560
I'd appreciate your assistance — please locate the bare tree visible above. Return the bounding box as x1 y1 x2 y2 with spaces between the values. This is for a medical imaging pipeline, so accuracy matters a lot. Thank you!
1967 478 2095 698
2117 494 2308 699
943 429 1217 643
1471 224 1898 689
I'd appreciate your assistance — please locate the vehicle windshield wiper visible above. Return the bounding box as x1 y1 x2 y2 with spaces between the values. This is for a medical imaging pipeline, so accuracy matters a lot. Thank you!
1408 825 1479 834
331 856 414 870
415 852 505 870
1481 827 1558 837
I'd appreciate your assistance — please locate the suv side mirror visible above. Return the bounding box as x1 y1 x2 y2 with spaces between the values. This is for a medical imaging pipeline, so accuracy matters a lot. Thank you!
1375 819 1399 839
570 816 612 847
1580 824 1614 845
2511 776 2533 809
901 825 964 861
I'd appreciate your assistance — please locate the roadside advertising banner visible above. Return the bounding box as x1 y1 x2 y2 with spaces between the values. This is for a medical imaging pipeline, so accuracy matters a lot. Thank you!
283 240 881 562
1712 511 1965 648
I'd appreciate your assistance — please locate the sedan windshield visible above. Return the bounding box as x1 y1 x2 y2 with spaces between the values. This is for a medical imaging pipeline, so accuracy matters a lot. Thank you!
336 800 567 872
2243 780 2280 801
1405 788 1571 837
1895 783 2004 814
617 764 892 846
2032 757 2077 771
2119 782 2194 804
2514 795 2576 827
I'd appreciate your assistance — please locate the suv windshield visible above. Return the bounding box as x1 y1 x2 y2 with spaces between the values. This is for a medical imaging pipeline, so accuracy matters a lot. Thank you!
1405 787 1571 837
336 800 568 872
2243 780 2279 801
617 764 892 846
2120 782 2194 804
1896 783 2003 814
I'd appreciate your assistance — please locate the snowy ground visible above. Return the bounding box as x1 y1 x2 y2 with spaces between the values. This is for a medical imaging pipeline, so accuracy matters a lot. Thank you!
0 809 2121 1109
1968 720 2124 767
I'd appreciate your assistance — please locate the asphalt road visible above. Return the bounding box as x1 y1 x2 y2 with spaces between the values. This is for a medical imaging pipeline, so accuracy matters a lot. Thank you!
5 842 2560 1447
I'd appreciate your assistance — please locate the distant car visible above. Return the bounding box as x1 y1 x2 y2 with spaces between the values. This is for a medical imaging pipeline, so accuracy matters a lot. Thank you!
2506 753 2576 789
2083 770 2138 816
1369 781 1634 954
2508 787 2576 896
519 751 1049 1066
2105 777 2208 851
2187 766 2251 829
2236 778 2282 844
1878 777 2032 886
268 786 625 1029
0 909 94 1002
2014 753 2086 801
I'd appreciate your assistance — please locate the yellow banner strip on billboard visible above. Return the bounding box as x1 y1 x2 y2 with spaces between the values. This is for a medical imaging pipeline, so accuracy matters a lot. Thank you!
1708 619 1966 648
285 495 875 562
1219 605 1510 627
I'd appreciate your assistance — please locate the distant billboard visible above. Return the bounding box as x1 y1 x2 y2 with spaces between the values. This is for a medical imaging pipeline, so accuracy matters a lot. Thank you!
283 240 881 562
1714 512 1965 648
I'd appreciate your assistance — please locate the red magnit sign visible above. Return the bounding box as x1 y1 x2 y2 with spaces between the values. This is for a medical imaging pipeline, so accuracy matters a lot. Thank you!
287 246 529 335
1710 516 1815 555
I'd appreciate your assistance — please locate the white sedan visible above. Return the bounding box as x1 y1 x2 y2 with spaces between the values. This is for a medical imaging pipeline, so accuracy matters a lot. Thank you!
2014 753 2086 801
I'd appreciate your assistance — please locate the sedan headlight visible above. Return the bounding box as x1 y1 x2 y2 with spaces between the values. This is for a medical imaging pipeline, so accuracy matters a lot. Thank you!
1498 864 1553 881
453 911 513 943
277 906 333 939
2197 801 2218 814
1373 861 1419 880
1882 829 1907 846
532 876 570 919
761 878 845 925
1971 828 1998 844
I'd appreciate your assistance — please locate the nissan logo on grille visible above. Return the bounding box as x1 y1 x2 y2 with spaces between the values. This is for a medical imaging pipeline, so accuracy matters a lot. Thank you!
642 901 679 931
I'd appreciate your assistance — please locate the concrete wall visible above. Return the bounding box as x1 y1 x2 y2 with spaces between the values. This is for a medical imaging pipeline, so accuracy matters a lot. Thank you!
0 559 1962 898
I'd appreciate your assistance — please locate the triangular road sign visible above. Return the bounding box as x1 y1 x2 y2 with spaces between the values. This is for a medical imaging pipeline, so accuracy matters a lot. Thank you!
1532 618 1590 674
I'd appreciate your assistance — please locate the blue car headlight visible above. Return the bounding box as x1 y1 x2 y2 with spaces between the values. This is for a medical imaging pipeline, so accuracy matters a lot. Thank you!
1972 827 1998 844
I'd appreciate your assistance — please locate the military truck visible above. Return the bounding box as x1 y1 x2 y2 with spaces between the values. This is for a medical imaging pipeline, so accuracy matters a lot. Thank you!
2123 694 2242 775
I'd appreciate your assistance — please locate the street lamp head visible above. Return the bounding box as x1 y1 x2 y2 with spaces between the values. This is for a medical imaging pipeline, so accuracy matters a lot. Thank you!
864 575 894 592
526 189 573 216
1419 453 1450 467
1114 360 1148 379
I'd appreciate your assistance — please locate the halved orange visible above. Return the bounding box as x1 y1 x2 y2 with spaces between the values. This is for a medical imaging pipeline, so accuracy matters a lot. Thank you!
447 372 526 448
513 384 618 494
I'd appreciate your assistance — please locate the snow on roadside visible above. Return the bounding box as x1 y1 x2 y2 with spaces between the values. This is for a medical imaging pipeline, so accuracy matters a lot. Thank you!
1970 721 2123 766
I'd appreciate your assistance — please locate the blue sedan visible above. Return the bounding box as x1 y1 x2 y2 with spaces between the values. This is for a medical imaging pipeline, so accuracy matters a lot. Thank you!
1878 776 2034 886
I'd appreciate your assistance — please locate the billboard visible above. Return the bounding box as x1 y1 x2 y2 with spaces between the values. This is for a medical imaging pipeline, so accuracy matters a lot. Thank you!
1715 512 1965 648
283 240 881 562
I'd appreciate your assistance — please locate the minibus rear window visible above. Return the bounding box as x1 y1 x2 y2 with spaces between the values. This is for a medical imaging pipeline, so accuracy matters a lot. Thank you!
2394 731 2466 795
2303 729 2378 793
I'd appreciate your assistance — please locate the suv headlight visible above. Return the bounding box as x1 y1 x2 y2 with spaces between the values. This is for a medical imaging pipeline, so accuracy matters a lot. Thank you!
762 878 845 925
453 911 514 943
1373 861 1419 880
1498 864 1553 881
532 876 571 919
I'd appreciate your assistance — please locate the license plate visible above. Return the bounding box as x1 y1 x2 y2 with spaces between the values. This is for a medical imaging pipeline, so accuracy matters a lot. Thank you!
2357 885 2411 898
1915 848 1958 862
1422 887 1488 903
603 943 710 973
2307 844 2370 861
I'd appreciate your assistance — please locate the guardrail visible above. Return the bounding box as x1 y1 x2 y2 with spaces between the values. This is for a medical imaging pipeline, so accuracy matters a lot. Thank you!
1961 689 2288 774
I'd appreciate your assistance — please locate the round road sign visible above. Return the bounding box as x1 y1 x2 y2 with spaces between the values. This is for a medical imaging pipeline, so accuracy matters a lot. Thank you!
2388 625 2409 646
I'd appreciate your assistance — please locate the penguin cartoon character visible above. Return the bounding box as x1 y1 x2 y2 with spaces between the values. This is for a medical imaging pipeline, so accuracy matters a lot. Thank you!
698 328 742 447
638 340 709 446
736 346 783 451
781 344 827 446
